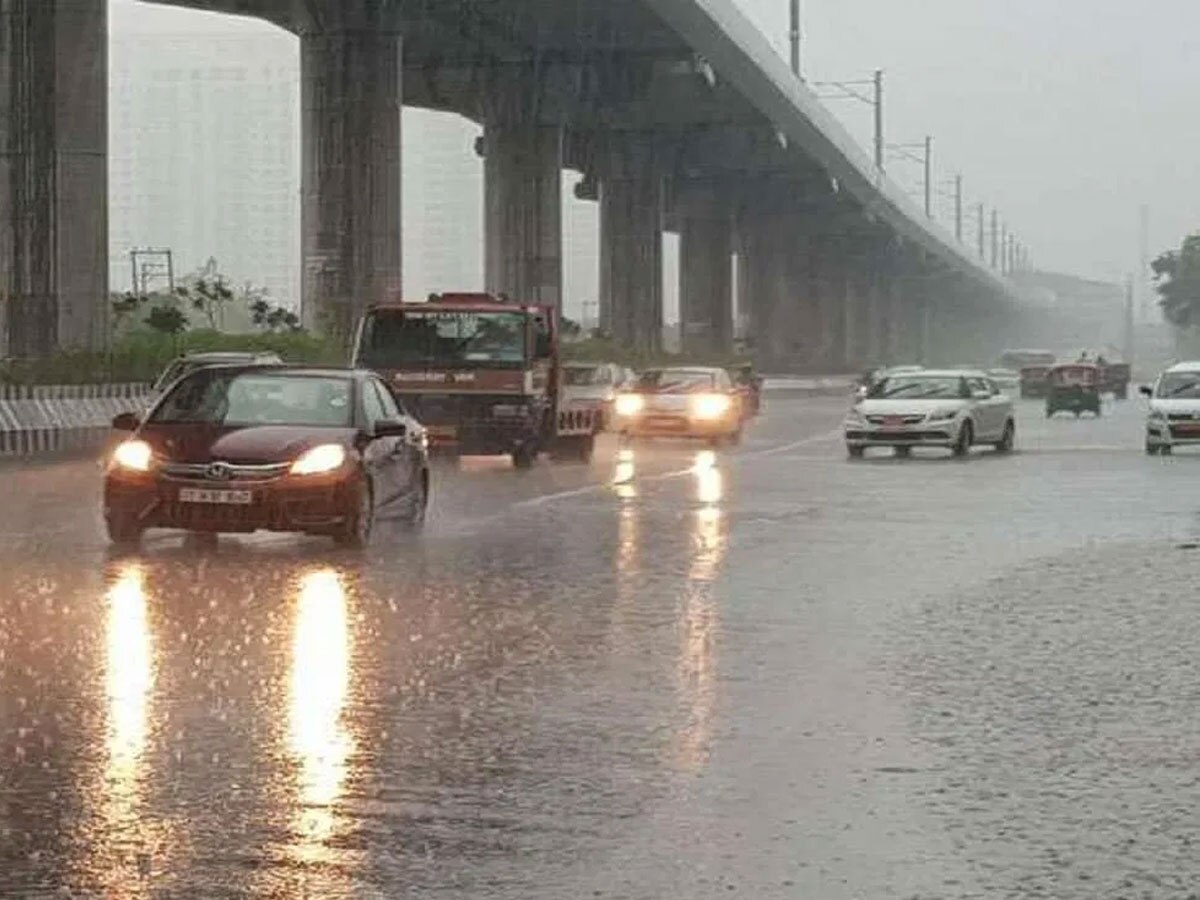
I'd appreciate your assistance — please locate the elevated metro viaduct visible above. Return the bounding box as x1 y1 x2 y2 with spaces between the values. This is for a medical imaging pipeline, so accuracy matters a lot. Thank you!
1 0 1026 372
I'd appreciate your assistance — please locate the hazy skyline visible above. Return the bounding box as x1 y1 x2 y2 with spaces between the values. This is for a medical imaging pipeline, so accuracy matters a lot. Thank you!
112 0 1194 293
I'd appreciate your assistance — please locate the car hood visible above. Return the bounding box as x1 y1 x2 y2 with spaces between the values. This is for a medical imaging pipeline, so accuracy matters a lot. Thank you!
1149 398 1200 414
855 398 969 416
139 424 357 464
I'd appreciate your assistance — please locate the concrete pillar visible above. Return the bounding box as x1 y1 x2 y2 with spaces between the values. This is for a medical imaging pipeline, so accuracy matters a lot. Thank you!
483 90 562 311
0 0 108 357
600 135 663 353
301 23 402 343
678 184 732 356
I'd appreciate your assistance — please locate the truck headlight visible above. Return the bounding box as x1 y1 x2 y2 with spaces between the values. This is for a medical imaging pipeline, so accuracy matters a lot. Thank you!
614 394 644 417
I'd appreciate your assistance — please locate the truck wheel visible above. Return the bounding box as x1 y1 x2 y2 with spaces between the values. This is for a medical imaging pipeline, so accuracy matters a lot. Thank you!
512 444 537 470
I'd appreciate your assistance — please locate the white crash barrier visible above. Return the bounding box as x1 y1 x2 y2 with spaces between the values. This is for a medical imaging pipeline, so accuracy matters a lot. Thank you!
0 383 151 457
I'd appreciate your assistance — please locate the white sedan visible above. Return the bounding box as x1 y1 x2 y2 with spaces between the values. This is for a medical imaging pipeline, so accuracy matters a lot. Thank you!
844 369 1016 458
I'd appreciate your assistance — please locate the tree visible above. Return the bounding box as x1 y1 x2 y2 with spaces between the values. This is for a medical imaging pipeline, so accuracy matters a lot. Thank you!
145 304 188 335
175 276 234 330
248 292 302 333
1153 234 1200 328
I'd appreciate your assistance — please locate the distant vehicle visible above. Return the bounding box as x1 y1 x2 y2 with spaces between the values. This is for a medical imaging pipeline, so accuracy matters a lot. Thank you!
987 368 1021 394
1099 361 1132 399
352 292 601 466
844 369 1015 458
104 366 429 547
999 349 1056 370
1141 361 1200 455
561 362 635 432
613 366 746 445
1019 364 1052 398
1045 363 1102 418
151 351 283 394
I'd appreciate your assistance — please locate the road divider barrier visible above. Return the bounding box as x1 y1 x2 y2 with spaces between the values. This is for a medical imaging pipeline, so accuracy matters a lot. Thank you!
0 383 151 457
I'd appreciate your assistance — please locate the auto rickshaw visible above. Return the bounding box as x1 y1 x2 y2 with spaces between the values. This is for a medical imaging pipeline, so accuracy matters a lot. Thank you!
1045 362 1102 418
1019 364 1051 398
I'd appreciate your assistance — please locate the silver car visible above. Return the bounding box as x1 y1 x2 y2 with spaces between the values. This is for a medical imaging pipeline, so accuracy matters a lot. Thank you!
844 369 1016 458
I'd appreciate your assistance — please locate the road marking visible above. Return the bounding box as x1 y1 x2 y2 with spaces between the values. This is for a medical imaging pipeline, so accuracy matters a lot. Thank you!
512 427 843 510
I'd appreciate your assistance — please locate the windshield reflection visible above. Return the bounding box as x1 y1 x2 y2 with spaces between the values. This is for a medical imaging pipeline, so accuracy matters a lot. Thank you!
289 568 354 860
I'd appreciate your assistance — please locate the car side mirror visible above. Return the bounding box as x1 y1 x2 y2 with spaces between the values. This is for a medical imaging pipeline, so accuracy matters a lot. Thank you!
112 411 140 432
373 418 407 438
1139 385 1153 397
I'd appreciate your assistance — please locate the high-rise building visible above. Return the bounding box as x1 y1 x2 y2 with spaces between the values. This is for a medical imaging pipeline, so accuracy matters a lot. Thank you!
109 6 301 307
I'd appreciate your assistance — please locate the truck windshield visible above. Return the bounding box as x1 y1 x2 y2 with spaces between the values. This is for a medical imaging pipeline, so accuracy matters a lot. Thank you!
357 310 528 368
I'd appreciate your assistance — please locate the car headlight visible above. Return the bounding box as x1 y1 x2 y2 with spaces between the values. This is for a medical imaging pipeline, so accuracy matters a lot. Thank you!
290 443 347 475
692 393 732 420
929 409 961 422
844 408 866 425
614 394 644 417
111 439 154 472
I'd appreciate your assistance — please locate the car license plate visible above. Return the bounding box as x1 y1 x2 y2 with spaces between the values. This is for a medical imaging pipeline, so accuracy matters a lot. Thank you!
883 416 905 427
179 488 253 505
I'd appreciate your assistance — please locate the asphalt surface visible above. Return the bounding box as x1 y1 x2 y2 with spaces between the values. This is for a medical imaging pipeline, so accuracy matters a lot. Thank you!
3 393 1200 898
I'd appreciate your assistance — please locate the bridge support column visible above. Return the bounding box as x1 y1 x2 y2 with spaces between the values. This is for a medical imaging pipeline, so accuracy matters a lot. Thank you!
483 98 562 311
678 184 733 356
600 136 663 352
0 0 108 357
301 23 402 343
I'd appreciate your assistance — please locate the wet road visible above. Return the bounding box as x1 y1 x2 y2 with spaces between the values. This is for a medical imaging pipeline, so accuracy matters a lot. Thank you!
3 394 1200 898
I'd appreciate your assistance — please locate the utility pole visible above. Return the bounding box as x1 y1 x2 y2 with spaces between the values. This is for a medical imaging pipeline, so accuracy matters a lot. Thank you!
990 210 999 269
789 0 802 78
1124 275 1135 365
873 70 884 172
977 203 985 260
923 136 933 218
953 175 963 242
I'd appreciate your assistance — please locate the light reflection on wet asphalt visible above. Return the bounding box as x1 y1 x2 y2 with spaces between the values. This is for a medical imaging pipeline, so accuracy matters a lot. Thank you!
6 396 1200 897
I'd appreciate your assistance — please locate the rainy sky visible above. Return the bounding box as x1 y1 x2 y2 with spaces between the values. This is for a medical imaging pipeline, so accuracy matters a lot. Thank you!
113 0 1200 285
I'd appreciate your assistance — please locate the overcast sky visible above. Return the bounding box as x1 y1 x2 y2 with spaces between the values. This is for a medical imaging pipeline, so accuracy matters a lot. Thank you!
115 0 1200 285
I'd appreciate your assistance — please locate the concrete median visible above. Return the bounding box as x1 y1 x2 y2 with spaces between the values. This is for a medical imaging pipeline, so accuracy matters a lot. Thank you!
0 384 151 458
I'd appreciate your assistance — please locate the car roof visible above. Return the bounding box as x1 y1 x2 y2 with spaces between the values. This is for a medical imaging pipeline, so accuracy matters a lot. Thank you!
881 368 982 378
176 351 278 361
175 363 361 380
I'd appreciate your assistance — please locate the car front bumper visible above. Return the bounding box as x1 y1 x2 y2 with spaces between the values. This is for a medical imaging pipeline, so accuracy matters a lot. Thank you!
844 422 958 447
104 469 359 534
1147 421 1200 447
615 408 740 438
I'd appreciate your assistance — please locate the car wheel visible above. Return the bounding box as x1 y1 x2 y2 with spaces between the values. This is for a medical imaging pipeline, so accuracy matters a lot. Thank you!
847 445 865 459
995 420 1015 453
333 479 374 548
1146 443 1160 456
1162 444 1174 456
952 422 973 457
400 471 428 530
105 512 144 547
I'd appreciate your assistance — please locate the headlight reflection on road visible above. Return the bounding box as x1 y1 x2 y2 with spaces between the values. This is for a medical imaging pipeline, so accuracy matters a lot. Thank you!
289 568 353 857
692 450 723 506
612 446 637 500
105 563 153 782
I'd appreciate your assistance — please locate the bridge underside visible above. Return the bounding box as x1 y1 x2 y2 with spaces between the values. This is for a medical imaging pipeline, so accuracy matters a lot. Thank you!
1 0 1024 368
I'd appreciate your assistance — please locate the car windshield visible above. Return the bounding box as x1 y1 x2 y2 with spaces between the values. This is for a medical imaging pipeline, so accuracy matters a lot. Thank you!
356 309 527 368
150 371 353 427
564 366 610 387
867 375 967 399
1156 373 1200 398
637 370 715 392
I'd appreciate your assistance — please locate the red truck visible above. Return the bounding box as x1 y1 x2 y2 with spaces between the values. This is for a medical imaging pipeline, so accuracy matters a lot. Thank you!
351 293 600 467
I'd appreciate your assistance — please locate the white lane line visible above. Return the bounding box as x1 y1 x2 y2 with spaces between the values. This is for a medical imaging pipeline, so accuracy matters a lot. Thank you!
512 427 844 510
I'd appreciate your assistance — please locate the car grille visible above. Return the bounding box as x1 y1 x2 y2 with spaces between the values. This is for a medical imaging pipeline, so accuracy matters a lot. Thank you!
1167 413 1200 422
865 415 925 425
847 429 950 442
160 462 291 482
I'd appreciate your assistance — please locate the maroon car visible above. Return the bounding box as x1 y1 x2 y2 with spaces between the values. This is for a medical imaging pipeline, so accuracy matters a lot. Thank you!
104 366 429 547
